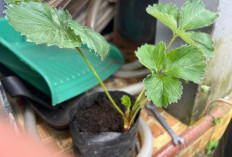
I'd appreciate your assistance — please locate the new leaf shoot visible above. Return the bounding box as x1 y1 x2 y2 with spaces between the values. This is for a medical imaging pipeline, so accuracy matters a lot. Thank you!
121 95 132 111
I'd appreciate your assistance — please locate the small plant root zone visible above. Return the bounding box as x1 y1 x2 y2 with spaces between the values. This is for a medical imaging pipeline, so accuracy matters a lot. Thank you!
73 93 128 133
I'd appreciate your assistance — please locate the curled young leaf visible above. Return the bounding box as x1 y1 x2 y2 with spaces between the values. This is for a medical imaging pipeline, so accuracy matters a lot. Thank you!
146 3 179 33
5 2 82 48
69 20 110 60
144 74 182 107
121 95 131 110
180 0 219 30
164 45 206 84
135 42 166 73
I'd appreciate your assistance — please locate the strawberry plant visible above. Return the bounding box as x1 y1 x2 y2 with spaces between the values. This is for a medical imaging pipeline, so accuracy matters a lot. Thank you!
4 0 218 130
122 0 218 128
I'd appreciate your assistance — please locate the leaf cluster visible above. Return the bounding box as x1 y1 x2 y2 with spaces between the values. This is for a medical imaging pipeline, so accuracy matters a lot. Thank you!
146 0 218 59
136 0 218 107
4 0 110 59
136 42 206 107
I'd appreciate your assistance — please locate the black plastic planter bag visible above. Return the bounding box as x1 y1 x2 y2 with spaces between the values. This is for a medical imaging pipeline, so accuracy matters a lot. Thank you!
69 91 139 157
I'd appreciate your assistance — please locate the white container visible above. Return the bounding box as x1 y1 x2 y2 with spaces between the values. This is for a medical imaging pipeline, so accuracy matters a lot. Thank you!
137 118 153 157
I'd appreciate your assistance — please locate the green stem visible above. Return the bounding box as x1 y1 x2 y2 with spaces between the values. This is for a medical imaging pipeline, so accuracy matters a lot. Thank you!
131 88 146 115
167 34 177 51
76 47 125 119
129 98 147 126
123 110 131 131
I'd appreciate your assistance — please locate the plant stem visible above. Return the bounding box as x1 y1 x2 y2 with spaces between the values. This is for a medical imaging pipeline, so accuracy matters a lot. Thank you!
76 47 125 119
131 88 146 115
129 98 147 126
167 34 177 51
129 33 178 126
123 110 131 131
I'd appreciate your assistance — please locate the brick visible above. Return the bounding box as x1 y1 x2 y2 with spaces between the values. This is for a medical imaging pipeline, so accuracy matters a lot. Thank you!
63 149 76 157
141 109 156 123
152 146 159 154
172 123 188 135
191 137 205 155
57 135 73 150
156 107 164 113
140 110 150 122
153 132 172 149
148 121 166 138
37 124 52 142
161 112 182 127
178 146 193 157
43 139 64 156
56 149 76 157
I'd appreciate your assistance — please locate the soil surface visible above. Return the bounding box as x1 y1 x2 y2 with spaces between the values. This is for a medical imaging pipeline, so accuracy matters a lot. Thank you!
72 92 128 133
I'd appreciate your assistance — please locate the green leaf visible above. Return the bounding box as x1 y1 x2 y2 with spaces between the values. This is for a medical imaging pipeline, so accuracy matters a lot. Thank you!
5 2 81 48
164 45 206 84
180 0 219 30
177 30 214 58
69 20 110 60
135 42 166 73
206 140 219 155
121 95 131 110
214 117 221 125
176 29 193 44
5 0 40 4
190 32 215 58
146 3 179 32
201 85 211 93
144 74 182 107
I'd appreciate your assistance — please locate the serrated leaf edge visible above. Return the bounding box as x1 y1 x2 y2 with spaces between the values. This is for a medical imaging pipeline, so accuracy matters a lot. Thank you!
5 2 81 49
68 20 110 60
143 74 183 107
179 0 219 30
164 44 206 84
176 29 215 59
146 3 179 32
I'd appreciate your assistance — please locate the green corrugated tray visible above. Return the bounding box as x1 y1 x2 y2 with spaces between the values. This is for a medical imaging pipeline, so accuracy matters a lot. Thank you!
0 18 124 106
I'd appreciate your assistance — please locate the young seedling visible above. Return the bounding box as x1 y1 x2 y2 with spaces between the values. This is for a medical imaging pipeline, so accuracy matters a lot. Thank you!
5 0 218 131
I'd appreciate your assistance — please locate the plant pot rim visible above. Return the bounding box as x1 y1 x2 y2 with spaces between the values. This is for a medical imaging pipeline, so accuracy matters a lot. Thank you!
137 118 153 157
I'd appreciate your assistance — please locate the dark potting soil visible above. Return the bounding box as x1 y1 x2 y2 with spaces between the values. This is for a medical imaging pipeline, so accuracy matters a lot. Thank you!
73 93 126 133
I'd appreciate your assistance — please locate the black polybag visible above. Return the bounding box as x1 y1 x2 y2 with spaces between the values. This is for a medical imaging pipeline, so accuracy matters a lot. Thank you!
69 91 139 157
